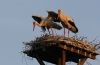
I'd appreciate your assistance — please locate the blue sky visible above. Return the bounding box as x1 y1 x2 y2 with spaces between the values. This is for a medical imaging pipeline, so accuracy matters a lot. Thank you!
0 0 100 65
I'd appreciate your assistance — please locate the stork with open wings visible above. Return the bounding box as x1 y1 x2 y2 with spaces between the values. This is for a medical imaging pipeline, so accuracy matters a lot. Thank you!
32 10 62 36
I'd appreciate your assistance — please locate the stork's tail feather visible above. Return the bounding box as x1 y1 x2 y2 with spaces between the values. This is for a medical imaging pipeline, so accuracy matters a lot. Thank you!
75 27 78 33
74 26 78 33
69 26 78 33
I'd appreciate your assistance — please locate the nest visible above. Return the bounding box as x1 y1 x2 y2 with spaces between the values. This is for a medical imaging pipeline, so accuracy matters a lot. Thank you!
23 34 100 54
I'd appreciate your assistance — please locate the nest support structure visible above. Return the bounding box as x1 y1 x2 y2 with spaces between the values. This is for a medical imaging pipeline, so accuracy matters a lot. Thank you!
23 35 100 65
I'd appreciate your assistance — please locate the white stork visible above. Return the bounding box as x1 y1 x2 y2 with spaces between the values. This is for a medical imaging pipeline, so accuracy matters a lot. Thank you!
32 15 46 34
58 9 78 37
32 10 62 35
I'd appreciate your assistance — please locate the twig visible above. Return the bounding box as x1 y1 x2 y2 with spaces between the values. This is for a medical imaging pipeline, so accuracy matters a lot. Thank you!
90 36 99 43
86 61 92 65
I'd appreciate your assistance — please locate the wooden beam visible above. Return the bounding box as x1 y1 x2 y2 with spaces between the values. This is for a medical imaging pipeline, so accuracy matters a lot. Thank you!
57 57 61 65
61 49 66 65
77 58 87 65
59 44 96 59
35 54 45 65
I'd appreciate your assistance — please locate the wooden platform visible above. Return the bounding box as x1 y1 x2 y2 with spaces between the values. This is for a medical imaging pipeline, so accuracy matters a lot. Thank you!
23 35 99 65
23 43 98 65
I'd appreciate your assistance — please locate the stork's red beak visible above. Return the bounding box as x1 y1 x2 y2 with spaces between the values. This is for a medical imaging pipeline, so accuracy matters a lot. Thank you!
33 22 36 31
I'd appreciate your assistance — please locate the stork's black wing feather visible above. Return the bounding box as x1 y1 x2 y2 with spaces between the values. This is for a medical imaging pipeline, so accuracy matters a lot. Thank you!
47 11 60 22
68 20 78 33
68 21 76 27
32 16 42 23
41 26 46 32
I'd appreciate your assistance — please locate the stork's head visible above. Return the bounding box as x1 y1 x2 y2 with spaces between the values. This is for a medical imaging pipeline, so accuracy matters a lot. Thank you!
58 9 62 18
58 9 62 13
33 21 36 31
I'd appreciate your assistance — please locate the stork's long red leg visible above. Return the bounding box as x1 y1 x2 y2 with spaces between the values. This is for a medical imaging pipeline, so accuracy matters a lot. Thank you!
48 29 50 35
51 28 54 36
64 27 66 37
68 29 69 37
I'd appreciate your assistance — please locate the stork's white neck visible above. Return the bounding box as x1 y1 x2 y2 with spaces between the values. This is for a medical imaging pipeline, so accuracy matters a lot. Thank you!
58 12 62 19
35 21 46 27
46 16 53 21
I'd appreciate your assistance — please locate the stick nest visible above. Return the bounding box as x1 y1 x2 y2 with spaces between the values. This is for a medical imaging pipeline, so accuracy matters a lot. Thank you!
23 34 100 54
